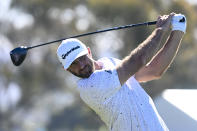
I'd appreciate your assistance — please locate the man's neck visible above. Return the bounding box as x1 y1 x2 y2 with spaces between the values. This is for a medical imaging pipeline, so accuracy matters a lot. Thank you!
94 61 103 70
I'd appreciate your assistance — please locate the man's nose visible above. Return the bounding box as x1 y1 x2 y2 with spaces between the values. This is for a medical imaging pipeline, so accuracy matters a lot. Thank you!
78 61 85 69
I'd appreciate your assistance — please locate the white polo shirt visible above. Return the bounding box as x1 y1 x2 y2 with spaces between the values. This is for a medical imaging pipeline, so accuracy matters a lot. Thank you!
77 57 169 131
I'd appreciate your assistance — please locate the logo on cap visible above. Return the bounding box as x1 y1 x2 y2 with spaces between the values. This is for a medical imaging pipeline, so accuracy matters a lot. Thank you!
61 45 80 59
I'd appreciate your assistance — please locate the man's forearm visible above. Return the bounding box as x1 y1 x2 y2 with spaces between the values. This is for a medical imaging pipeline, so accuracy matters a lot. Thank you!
133 28 165 65
146 31 184 76
117 28 166 85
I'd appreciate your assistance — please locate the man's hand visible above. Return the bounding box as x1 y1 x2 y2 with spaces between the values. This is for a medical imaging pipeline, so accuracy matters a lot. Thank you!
156 13 175 32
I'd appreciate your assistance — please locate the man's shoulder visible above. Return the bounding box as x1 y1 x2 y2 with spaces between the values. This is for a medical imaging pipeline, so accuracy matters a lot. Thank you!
77 69 106 85
77 57 121 90
77 67 120 88
98 57 120 62
98 57 121 67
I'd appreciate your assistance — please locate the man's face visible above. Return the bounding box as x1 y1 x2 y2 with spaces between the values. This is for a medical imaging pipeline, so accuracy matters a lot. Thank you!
67 54 95 78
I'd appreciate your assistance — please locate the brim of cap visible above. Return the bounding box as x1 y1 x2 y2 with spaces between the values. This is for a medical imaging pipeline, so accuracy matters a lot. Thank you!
63 49 88 69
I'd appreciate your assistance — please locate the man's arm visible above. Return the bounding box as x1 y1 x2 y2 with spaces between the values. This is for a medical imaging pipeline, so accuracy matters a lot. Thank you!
116 14 173 85
135 30 184 82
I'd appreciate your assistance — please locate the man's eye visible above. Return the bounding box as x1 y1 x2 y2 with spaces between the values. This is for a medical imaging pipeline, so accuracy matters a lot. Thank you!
72 62 77 65
81 55 86 60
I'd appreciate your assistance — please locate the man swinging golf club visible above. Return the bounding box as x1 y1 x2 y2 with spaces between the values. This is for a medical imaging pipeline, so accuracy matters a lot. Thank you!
57 12 186 131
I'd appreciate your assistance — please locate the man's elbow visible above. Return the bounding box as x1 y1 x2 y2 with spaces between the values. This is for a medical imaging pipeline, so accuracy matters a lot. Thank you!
135 72 163 83
153 70 166 80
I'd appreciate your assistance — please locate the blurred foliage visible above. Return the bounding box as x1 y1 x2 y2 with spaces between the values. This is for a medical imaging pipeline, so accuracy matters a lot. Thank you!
0 0 197 130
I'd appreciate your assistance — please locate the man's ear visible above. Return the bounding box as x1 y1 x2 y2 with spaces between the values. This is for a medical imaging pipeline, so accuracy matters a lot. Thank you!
87 47 92 57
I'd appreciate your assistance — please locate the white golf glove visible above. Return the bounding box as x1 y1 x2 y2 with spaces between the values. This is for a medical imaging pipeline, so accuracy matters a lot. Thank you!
171 14 187 33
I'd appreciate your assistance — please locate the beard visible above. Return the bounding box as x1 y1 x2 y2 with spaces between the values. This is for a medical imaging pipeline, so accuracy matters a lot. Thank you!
71 61 94 78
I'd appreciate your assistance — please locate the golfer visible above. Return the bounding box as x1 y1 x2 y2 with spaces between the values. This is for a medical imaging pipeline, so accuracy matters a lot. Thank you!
57 12 186 131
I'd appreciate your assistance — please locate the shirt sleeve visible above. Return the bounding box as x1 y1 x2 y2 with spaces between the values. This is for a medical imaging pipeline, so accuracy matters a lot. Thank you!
77 68 121 100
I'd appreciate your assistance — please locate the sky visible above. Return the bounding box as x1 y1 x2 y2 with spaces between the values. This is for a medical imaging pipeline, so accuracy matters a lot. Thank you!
186 0 197 5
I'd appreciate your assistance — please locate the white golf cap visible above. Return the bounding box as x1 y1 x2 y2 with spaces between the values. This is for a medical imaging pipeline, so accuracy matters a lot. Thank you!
57 38 88 69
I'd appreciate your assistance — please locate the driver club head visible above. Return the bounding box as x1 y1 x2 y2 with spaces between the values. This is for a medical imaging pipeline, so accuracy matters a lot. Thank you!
10 46 28 66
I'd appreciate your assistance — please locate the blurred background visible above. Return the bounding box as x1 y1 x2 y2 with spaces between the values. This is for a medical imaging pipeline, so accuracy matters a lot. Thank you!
0 0 197 131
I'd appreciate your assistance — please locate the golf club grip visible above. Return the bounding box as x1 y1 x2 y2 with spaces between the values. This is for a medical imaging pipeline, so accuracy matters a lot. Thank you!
147 21 157 25
27 21 157 49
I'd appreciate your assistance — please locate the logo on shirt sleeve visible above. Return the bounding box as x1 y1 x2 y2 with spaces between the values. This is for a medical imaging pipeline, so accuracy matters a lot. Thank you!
104 70 112 74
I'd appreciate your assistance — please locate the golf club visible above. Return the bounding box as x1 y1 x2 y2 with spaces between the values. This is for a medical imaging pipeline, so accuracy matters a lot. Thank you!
10 18 185 66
